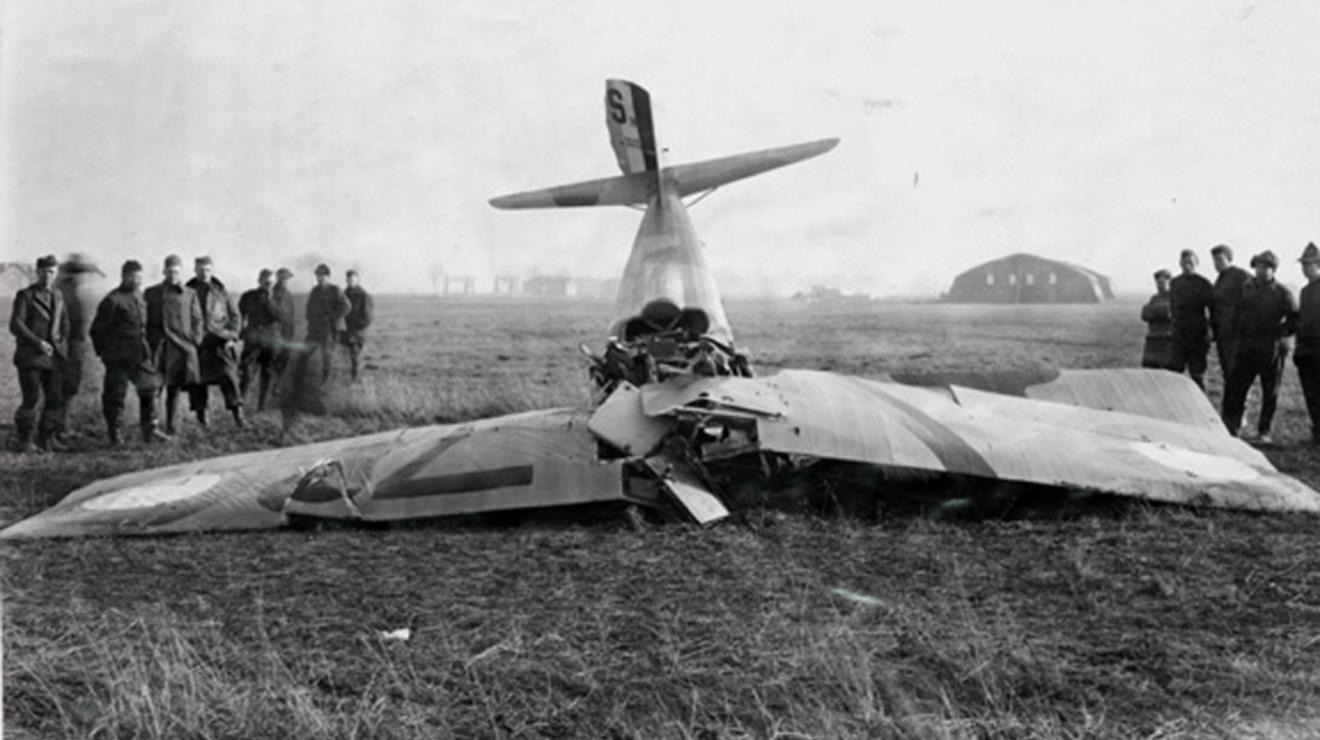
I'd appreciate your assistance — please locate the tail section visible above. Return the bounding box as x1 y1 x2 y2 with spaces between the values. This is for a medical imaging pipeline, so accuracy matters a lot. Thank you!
490 79 839 345
606 79 659 175
490 80 837 210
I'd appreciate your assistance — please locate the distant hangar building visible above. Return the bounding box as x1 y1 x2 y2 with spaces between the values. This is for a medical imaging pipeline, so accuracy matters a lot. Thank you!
945 253 1114 304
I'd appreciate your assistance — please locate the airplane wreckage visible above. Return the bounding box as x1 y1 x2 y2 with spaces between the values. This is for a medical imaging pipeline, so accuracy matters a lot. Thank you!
4 79 1319 539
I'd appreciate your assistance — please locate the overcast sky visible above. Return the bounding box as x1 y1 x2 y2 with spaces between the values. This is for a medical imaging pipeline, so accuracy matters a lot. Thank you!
3 0 1320 296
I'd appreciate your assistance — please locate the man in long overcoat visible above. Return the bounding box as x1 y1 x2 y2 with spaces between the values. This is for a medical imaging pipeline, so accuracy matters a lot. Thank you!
1221 250 1298 445
1169 249 1214 389
144 254 202 435
305 263 350 383
186 256 245 428
238 268 284 410
1294 242 1320 444
1210 244 1251 382
91 260 168 445
341 269 374 382
271 267 297 378
1140 269 1175 369
52 253 98 442
9 255 70 452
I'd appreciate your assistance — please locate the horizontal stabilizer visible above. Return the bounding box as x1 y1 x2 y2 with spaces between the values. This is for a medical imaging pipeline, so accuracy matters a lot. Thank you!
667 138 839 197
489 138 839 209
490 171 655 209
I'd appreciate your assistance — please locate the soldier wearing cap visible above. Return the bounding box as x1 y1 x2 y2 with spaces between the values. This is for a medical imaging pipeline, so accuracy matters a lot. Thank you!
272 267 297 377
1210 244 1250 380
90 260 167 446
1294 242 1320 442
304 263 350 383
341 268 374 382
1141 269 1175 369
238 268 284 410
52 252 100 441
145 254 203 434
186 255 245 428
8 255 70 452
1221 250 1298 444
1168 249 1214 389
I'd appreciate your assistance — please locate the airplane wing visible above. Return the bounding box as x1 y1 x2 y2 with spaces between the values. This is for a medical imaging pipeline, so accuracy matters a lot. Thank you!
0 410 639 539
639 369 1320 513
6 368 1316 539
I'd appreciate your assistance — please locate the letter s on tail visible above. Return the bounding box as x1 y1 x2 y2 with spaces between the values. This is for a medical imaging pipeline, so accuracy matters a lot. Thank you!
606 79 658 175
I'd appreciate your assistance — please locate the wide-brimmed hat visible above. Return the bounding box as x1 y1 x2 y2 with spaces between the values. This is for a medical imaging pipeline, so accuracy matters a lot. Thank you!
1299 242 1320 264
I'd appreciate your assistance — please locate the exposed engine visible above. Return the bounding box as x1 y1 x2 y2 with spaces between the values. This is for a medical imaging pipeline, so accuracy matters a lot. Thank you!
584 299 754 396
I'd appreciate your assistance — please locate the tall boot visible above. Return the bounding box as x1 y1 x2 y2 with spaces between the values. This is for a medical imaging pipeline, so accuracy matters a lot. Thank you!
37 425 68 452
11 415 37 453
257 374 271 412
140 392 171 443
164 388 180 435
105 394 123 447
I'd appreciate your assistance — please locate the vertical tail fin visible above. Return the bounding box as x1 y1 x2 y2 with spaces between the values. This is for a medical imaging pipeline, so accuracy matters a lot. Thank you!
605 79 659 175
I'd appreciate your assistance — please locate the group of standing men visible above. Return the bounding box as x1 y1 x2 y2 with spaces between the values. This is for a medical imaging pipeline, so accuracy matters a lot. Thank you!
8 254 373 451
1141 243 1320 445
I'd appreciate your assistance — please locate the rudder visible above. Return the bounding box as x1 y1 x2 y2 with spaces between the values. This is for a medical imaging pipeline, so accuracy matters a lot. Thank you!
606 79 659 175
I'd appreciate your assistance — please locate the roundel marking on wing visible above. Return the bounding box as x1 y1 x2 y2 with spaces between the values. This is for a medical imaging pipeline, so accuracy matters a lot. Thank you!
1129 442 1260 482
81 474 225 511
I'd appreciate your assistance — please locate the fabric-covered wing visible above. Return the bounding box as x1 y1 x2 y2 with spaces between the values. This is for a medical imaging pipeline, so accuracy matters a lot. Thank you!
1024 368 1225 432
891 365 1224 432
0 409 630 538
738 370 1319 512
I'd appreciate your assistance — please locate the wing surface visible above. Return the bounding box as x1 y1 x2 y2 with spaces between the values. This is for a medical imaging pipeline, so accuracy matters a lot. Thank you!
662 370 1320 512
1024 368 1225 431
0 409 631 539
890 366 1224 432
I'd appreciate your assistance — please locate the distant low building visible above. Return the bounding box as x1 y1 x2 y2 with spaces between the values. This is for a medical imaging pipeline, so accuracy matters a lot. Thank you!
442 275 477 296
517 275 618 299
522 276 577 298
945 253 1113 304
791 285 875 303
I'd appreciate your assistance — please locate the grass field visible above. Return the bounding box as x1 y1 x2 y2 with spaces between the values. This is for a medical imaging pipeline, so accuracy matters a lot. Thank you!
4 297 1320 738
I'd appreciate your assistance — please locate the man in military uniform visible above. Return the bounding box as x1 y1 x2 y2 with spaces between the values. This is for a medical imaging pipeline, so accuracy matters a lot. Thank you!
52 253 98 441
90 260 167 446
9 255 70 452
238 268 284 410
1141 269 1175 369
341 269 374 382
1221 250 1298 445
1168 249 1214 389
271 267 297 378
1210 244 1251 382
1294 243 1320 443
186 256 245 428
145 254 203 435
305 263 350 383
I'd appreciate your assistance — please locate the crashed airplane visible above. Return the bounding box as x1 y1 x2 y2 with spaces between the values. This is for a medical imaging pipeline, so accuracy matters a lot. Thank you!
3 79 1318 538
